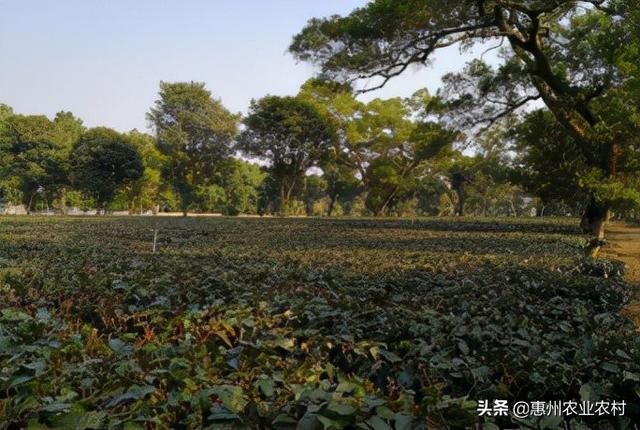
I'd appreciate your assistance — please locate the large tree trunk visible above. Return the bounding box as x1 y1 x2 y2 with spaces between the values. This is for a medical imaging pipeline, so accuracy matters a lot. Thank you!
279 183 287 215
580 198 609 258
581 198 609 240
509 199 517 217
280 177 299 216
26 192 36 215
327 194 337 217
378 185 401 217
180 192 189 217
451 172 466 217
454 185 465 217
60 188 67 215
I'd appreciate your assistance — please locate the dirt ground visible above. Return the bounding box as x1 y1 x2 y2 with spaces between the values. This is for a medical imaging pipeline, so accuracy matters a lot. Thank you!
601 223 640 326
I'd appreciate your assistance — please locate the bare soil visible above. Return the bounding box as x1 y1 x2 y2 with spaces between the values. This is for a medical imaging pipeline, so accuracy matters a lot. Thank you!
601 223 640 326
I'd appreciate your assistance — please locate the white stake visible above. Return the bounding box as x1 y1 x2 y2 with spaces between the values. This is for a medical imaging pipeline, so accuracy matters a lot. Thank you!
152 229 158 254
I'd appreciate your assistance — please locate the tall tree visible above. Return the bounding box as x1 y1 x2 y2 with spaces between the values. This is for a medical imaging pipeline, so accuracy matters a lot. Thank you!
0 114 70 212
216 159 266 216
298 80 456 216
116 130 167 214
147 81 239 216
358 97 457 216
510 109 591 215
0 104 13 122
297 79 363 216
291 0 639 238
237 96 337 213
69 128 143 212
52 111 86 212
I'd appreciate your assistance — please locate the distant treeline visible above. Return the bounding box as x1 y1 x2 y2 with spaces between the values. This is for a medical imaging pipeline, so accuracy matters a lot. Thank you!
0 79 637 219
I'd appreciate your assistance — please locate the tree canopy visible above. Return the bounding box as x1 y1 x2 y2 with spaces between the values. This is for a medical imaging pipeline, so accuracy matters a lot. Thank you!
0 7 638 228
291 0 639 237
147 81 240 215
69 128 143 211
0 113 79 211
238 95 337 212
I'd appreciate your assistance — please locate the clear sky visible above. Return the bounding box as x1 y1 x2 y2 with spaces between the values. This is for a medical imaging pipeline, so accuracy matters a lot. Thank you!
0 0 480 133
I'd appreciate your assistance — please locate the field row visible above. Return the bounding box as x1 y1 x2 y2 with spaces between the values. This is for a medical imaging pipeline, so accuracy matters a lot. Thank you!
0 217 637 429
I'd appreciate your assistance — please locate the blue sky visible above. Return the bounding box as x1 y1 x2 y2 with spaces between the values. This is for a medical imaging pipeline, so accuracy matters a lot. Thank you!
0 0 481 132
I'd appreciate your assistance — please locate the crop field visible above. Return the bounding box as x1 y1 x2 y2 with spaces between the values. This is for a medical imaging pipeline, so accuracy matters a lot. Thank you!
0 217 638 429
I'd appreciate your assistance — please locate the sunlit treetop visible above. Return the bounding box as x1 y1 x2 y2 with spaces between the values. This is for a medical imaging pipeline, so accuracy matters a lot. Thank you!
291 1 632 135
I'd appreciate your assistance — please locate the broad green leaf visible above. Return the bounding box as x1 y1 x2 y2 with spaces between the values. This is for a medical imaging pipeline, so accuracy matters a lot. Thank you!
49 411 106 430
365 416 391 430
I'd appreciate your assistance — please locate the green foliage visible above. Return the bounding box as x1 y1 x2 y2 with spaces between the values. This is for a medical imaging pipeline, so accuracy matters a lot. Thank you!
511 110 588 207
0 104 13 122
60 189 96 212
0 217 638 429
511 108 640 213
303 174 328 216
0 114 75 210
52 111 85 150
69 128 143 210
113 131 166 214
238 95 337 212
196 183 227 213
297 80 459 217
147 81 240 214
215 159 266 216
291 0 640 230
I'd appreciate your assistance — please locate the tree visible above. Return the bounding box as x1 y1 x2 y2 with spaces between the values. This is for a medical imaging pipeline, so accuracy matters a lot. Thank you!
237 96 337 213
194 159 266 215
217 159 265 215
0 114 70 212
69 128 143 212
362 97 457 216
0 104 13 122
115 130 167 214
291 0 639 238
509 109 591 216
147 81 239 216
303 174 329 216
52 111 86 212
297 79 364 216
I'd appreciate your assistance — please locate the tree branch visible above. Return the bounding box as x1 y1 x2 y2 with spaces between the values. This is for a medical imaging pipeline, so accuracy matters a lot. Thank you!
472 95 541 129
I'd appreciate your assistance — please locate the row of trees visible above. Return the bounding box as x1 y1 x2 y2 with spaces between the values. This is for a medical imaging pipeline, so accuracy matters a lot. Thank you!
2 0 639 233
0 108 145 213
1 70 637 223
0 81 582 219
290 0 640 238
0 93 265 216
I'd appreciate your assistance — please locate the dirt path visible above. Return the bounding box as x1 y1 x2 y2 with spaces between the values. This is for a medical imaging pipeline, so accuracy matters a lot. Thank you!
601 223 640 325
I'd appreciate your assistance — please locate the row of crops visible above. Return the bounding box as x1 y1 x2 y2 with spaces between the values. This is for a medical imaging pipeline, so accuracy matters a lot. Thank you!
0 217 638 429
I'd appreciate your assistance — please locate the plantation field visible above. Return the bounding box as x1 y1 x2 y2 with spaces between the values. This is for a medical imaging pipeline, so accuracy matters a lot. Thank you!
0 217 638 429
